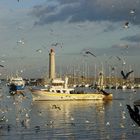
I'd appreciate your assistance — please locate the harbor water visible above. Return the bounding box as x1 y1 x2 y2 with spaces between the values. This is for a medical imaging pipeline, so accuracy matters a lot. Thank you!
0 82 140 140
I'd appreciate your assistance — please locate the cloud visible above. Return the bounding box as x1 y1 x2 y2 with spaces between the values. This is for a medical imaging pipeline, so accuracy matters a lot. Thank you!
121 34 140 43
111 43 140 50
30 0 140 25
103 24 118 32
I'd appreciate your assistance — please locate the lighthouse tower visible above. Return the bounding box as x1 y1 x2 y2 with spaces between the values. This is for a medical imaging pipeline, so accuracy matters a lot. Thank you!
49 48 56 80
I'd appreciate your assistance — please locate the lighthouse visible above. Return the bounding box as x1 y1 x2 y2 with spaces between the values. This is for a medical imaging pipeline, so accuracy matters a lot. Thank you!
49 48 56 80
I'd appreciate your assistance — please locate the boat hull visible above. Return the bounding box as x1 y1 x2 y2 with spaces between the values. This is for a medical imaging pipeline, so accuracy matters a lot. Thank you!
15 85 25 90
31 90 113 101
9 84 25 95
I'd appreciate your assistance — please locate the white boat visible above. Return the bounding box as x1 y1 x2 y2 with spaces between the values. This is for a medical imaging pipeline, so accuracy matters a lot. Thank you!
8 75 25 94
30 77 113 101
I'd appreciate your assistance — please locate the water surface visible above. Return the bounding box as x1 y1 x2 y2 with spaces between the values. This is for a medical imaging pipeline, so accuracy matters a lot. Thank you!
0 84 140 140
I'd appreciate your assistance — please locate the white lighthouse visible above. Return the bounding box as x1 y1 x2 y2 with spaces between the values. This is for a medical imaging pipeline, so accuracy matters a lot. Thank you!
49 48 56 80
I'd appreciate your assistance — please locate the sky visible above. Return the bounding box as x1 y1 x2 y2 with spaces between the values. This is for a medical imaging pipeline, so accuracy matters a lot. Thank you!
0 0 140 78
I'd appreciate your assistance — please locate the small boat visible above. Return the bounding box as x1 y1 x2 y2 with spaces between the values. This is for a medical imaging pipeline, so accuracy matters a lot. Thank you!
30 77 113 101
8 75 25 95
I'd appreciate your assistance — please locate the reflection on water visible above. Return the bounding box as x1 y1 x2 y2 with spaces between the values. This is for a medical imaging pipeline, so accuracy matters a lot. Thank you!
30 100 112 140
0 84 140 140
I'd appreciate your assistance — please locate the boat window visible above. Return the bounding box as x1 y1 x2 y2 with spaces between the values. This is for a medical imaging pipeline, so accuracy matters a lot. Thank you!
56 90 61 93
63 90 66 93
12 80 23 81
52 83 63 86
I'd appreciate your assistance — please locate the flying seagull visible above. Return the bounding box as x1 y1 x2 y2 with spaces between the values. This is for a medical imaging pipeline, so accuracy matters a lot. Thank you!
116 56 122 61
85 51 96 57
127 104 140 126
0 64 4 67
134 105 139 114
99 89 110 96
130 9 135 15
124 21 129 28
17 40 25 45
36 49 42 53
96 87 110 96
121 70 133 80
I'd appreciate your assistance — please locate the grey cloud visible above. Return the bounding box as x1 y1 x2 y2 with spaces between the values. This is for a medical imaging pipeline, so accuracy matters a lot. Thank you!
110 43 140 56
111 43 140 49
58 0 78 5
30 0 140 25
30 5 57 18
121 34 140 43
103 24 117 32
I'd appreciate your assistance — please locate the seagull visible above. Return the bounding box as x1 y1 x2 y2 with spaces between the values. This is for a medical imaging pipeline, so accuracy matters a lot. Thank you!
0 64 4 67
124 21 129 29
115 56 126 65
99 89 110 96
134 105 139 114
51 42 63 48
130 9 135 15
116 56 121 61
95 87 110 96
111 66 115 71
51 43 59 46
17 40 25 45
36 49 42 53
20 92 25 97
106 122 110 126
85 51 96 57
127 104 140 126
121 70 133 80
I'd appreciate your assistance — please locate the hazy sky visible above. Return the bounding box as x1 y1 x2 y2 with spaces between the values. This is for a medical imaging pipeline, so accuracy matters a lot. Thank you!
0 0 140 78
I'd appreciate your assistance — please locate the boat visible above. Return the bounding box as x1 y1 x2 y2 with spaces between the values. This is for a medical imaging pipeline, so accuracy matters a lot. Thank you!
30 77 112 101
30 49 113 101
8 75 25 94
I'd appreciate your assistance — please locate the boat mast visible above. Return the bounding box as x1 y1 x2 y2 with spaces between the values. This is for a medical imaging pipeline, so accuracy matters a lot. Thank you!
97 63 104 89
